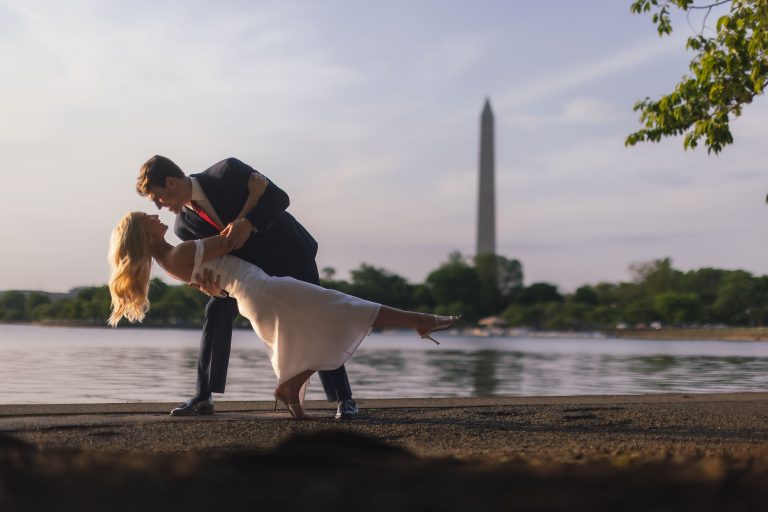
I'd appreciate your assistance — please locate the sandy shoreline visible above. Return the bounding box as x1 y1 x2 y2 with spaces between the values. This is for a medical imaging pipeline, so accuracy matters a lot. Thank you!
3 393 768 510
611 327 768 341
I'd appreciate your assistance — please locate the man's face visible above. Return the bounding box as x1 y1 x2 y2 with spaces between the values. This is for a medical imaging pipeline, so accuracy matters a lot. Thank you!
147 177 189 214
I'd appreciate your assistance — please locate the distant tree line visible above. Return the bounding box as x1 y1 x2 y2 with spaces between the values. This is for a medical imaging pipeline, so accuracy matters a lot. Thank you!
0 281 213 328
320 255 768 330
2 255 767 330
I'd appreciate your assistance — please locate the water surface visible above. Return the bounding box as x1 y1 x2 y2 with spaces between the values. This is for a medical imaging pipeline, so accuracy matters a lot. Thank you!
1 325 767 404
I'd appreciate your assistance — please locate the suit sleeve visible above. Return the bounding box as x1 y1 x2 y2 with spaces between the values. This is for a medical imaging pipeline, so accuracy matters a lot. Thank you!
245 181 290 232
225 158 290 232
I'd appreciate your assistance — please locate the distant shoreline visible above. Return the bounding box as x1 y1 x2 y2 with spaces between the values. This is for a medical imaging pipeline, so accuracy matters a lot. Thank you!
0 320 238 330
609 327 768 342
3 321 768 341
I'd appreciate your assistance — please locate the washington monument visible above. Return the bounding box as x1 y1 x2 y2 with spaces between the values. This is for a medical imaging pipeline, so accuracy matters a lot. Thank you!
476 98 496 256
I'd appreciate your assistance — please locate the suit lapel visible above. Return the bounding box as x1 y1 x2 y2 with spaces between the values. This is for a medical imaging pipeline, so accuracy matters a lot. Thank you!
179 207 219 239
193 171 234 226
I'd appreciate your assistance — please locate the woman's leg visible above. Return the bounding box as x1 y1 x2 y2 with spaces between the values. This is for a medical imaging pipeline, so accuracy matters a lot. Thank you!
273 308 456 419
274 369 316 419
372 306 455 336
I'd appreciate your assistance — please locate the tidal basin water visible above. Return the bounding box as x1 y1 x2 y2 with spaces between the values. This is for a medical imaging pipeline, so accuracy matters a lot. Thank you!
1 325 768 404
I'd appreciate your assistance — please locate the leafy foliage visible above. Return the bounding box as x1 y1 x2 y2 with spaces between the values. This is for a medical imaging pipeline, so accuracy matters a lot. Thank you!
627 0 768 153
4 254 768 330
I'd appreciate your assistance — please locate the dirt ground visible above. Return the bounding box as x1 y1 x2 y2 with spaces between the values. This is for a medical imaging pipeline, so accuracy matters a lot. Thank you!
2 394 768 511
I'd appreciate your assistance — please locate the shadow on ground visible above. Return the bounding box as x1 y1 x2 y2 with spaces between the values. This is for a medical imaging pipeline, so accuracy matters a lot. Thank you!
2 429 768 511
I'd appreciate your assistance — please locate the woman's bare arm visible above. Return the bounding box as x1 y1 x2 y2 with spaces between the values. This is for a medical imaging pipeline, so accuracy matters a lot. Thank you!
157 236 233 284
200 235 232 263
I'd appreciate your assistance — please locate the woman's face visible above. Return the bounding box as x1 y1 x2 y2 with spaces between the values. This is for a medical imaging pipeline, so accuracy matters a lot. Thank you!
141 213 168 238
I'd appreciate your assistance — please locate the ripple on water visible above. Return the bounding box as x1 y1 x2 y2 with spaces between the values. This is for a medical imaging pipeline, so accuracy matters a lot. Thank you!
1 325 768 403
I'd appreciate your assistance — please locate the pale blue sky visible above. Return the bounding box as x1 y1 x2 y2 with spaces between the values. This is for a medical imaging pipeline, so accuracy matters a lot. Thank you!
1 0 766 292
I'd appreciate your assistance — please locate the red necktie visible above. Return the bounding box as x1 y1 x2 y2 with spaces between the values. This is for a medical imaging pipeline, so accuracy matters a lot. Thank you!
190 201 221 230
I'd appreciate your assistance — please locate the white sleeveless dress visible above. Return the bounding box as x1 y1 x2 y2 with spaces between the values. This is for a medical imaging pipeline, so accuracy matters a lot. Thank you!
190 240 381 383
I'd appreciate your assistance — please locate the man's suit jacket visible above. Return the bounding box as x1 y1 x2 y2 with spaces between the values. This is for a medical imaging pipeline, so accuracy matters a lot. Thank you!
174 157 318 280
172 157 319 394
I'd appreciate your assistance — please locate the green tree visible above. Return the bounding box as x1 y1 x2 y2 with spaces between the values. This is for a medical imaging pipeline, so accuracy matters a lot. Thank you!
81 286 112 323
426 252 484 321
502 303 544 329
630 257 680 296
410 283 436 311
30 300 64 321
319 268 353 295
679 267 726 303
519 282 563 305
0 291 28 322
473 254 502 315
473 253 524 296
623 299 659 325
501 303 527 326
541 302 596 331
589 281 652 327
627 0 768 153
25 292 51 316
346 264 415 309
654 292 703 324
60 299 84 320
149 285 207 325
148 278 169 303
712 270 756 323
572 285 599 306
749 275 768 325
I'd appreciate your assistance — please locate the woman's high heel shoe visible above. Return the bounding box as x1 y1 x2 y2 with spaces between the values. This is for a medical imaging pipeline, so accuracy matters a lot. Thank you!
418 314 461 345
272 370 314 419
273 392 305 419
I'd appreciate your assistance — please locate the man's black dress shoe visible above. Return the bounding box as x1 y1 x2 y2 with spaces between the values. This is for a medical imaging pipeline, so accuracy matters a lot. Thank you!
170 397 214 416
335 398 359 419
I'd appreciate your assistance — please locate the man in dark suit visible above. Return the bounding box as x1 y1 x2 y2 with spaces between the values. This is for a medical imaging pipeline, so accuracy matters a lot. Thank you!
135 155 359 419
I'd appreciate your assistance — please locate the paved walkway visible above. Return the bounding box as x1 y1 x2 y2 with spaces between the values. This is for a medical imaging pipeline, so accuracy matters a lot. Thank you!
3 393 768 460
3 393 768 511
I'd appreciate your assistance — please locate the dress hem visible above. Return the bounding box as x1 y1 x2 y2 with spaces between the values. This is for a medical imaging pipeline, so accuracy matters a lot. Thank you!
276 302 382 384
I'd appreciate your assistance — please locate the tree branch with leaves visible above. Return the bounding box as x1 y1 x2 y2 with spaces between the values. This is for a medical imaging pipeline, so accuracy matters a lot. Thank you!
626 0 768 153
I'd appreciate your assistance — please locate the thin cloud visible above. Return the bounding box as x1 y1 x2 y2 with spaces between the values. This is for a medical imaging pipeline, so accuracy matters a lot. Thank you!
494 34 686 111
562 98 623 124
503 97 627 129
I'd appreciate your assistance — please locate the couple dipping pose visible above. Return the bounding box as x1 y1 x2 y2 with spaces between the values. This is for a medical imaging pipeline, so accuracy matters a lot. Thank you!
108 156 458 419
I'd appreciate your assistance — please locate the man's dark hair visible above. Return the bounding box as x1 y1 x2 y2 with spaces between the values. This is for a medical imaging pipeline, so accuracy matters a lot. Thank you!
136 155 185 196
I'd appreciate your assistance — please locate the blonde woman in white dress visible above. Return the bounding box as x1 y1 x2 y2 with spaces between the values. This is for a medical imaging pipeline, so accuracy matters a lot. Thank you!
108 211 459 419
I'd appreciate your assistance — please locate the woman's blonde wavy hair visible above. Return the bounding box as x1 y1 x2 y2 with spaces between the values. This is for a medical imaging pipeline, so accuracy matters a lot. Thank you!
107 212 153 327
